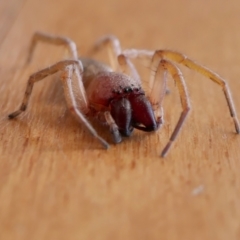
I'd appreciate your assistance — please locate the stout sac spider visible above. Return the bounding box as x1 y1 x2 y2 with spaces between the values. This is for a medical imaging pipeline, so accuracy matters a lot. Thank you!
8 32 240 157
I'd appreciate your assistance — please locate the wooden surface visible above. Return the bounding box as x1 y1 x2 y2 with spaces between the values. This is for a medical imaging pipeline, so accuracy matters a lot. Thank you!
1 0 240 239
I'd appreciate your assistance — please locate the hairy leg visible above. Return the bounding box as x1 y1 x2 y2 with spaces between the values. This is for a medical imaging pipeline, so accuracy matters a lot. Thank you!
123 48 240 134
26 31 79 64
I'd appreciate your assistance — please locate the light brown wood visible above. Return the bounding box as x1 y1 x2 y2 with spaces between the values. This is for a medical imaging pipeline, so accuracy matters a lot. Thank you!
1 0 240 239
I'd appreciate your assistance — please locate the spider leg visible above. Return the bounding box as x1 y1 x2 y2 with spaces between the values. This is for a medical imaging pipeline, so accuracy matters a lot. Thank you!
89 35 141 84
88 35 122 71
117 54 141 85
104 111 122 143
61 65 109 148
8 60 109 149
148 59 168 123
26 31 78 64
123 49 240 134
8 60 81 118
25 32 88 113
157 60 191 157
115 50 190 156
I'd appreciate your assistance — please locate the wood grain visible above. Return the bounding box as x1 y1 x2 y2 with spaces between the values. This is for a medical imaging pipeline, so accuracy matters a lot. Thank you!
0 0 26 44
1 0 240 239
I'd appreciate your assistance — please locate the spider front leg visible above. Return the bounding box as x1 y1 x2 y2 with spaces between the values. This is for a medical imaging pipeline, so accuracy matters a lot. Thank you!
147 57 190 156
151 50 240 133
157 60 191 157
123 48 240 134
8 60 109 149
61 65 109 149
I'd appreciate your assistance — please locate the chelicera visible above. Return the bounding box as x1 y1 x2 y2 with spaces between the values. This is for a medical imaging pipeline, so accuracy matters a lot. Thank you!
8 32 240 157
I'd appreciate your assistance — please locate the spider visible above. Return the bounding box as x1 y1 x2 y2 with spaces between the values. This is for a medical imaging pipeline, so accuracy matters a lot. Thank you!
8 32 240 157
